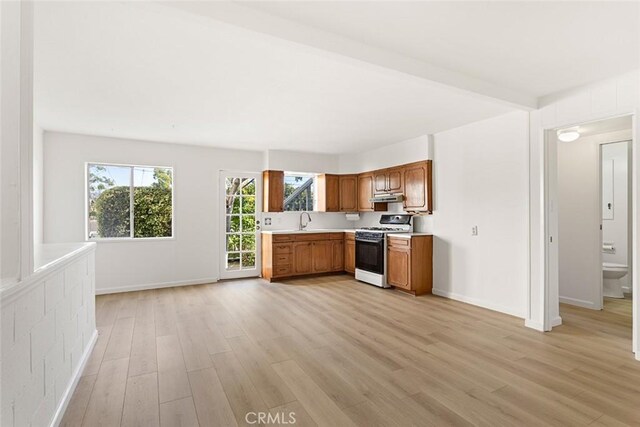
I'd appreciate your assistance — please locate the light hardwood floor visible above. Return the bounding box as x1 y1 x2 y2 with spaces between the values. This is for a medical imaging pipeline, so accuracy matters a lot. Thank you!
61 275 640 426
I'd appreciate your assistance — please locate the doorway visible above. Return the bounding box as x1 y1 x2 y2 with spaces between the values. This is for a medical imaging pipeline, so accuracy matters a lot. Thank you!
220 172 262 279
546 115 635 351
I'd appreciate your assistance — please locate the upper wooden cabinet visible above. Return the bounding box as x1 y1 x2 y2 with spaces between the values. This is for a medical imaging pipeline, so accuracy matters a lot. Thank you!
357 173 374 211
317 174 340 212
263 170 284 212
374 168 404 193
403 161 432 213
339 175 358 212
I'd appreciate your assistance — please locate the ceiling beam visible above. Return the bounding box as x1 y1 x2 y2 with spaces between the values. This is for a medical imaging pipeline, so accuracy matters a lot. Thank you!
163 1 537 110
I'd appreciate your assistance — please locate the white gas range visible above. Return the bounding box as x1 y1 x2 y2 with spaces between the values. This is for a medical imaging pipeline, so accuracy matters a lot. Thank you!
355 214 412 288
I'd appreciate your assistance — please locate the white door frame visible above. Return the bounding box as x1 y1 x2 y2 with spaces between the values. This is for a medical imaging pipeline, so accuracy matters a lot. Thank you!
219 171 262 280
540 112 638 358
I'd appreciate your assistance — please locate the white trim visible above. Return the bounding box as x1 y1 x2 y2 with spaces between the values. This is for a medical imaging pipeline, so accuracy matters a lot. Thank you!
432 288 525 319
95 277 219 295
559 296 600 310
50 329 98 427
524 319 545 331
551 316 563 327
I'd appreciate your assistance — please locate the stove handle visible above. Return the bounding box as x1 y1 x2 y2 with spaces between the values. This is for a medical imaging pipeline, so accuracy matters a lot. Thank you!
356 238 384 243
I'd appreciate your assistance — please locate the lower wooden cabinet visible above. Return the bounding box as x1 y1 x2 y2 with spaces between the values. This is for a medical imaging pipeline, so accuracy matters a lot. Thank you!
332 240 344 271
387 235 433 295
344 233 355 274
262 232 348 280
312 240 332 273
294 242 313 274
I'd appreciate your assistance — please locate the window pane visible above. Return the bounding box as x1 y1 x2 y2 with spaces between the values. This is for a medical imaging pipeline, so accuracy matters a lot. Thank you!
226 234 240 252
241 197 255 214
241 178 256 195
241 252 256 269
226 215 240 232
241 234 255 251
226 253 240 270
225 178 241 215
88 164 131 238
133 167 173 238
242 215 255 232
284 173 315 212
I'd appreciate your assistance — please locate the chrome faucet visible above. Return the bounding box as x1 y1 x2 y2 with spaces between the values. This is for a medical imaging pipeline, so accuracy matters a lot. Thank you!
299 212 312 231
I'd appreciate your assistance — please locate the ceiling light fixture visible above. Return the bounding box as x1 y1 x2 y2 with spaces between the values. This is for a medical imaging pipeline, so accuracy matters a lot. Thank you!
557 128 580 142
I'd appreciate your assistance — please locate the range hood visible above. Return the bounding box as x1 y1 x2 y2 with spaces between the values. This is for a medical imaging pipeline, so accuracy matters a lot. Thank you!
369 193 404 203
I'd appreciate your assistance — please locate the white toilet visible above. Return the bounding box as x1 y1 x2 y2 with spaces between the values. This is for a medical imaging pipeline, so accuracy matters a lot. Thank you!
602 262 628 298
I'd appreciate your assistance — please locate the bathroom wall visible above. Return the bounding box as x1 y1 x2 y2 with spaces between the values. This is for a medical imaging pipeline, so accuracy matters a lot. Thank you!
602 141 631 292
558 128 632 308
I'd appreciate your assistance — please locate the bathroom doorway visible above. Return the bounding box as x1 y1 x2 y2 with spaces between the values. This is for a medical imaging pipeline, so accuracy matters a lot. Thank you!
554 115 633 339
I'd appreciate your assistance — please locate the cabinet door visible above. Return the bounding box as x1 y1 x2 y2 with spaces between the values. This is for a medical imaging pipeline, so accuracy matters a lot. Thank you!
331 240 344 271
344 239 355 274
312 241 332 273
387 168 403 193
339 175 358 212
318 174 340 212
263 170 284 212
387 246 411 289
374 171 388 192
403 162 428 211
293 242 312 274
357 173 374 211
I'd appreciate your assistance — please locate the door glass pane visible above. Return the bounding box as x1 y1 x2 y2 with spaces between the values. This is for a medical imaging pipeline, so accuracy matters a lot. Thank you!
226 234 240 252
241 234 255 251
242 196 256 214
227 215 240 233
242 215 256 232
242 252 256 268
242 178 256 195
227 252 240 270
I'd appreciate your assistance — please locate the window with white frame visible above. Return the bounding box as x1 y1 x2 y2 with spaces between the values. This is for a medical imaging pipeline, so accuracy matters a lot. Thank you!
283 172 316 211
87 163 173 239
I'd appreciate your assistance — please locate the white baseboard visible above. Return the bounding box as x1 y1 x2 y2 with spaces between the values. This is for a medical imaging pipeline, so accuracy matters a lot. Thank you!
51 329 98 427
431 288 524 318
559 296 600 310
622 285 632 294
524 319 545 331
95 277 219 295
551 316 563 327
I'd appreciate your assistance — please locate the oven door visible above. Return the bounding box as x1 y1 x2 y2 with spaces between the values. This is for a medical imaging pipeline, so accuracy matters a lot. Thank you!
356 237 384 275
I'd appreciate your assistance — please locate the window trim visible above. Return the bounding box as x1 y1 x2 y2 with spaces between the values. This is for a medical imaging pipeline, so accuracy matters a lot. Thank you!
85 162 175 241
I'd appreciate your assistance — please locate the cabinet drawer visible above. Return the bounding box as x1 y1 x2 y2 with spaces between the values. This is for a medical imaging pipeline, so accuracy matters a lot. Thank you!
273 243 292 254
344 232 355 241
329 233 344 240
274 265 292 276
388 237 410 247
294 233 324 241
274 253 292 266
273 235 293 242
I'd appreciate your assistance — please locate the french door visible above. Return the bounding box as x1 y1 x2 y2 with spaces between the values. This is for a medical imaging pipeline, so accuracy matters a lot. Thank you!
220 172 262 279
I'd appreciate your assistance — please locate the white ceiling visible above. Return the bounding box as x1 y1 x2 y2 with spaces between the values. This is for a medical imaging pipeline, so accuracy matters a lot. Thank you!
34 2 638 154
34 1 514 153
242 1 640 98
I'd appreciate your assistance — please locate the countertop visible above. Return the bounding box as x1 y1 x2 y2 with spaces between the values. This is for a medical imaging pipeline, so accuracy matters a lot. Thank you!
262 229 356 235
387 233 433 238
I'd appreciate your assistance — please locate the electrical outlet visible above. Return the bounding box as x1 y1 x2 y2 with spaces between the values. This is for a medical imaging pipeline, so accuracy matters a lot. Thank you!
471 226 478 236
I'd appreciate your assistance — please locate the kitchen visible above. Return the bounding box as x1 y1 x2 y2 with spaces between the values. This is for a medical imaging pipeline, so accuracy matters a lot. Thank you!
260 160 433 296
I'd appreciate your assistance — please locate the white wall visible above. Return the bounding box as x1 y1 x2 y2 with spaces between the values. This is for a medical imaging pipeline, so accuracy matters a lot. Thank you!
1 246 96 427
43 132 264 293
339 134 430 174
265 149 340 174
602 140 632 292
431 111 530 318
